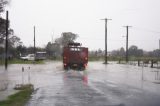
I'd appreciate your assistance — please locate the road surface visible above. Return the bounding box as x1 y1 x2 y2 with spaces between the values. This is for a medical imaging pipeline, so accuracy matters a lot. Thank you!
0 61 160 106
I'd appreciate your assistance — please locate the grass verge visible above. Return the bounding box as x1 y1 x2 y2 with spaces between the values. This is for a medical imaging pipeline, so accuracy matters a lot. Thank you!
0 84 34 106
0 59 44 65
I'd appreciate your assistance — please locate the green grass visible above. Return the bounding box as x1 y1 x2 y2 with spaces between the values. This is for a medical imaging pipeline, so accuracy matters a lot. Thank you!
0 59 44 65
88 57 103 61
88 56 123 61
0 84 34 106
88 56 160 62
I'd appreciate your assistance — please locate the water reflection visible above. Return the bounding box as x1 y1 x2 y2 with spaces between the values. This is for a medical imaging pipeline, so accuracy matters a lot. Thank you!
0 71 9 91
63 70 88 86
83 70 88 85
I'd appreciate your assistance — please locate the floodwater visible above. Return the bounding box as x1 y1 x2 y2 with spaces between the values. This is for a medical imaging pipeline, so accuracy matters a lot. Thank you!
0 61 160 106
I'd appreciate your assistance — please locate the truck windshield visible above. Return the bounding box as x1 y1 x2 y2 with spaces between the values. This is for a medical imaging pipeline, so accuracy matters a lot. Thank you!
70 48 81 52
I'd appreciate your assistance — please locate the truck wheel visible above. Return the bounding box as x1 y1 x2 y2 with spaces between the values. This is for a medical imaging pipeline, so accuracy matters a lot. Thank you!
81 66 85 71
64 66 69 71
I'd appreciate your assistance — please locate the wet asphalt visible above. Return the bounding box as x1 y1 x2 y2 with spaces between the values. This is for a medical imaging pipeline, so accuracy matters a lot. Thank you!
0 61 160 106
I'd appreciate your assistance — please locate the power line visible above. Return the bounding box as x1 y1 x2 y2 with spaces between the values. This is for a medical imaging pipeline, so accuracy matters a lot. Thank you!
132 27 160 34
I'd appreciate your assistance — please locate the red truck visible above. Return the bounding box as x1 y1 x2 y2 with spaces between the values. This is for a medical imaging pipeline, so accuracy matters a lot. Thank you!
63 42 88 70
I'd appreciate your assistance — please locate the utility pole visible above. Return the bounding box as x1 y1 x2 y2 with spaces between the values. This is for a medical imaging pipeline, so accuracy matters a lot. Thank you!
52 30 54 43
159 39 160 50
5 11 9 70
101 18 112 64
34 26 36 57
123 26 132 63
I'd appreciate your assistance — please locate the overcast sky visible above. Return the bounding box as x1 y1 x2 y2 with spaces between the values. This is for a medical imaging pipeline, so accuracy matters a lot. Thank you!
3 0 160 51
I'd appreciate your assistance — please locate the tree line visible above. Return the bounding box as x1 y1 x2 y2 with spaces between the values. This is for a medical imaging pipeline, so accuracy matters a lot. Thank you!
0 0 160 61
0 0 22 59
90 45 160 61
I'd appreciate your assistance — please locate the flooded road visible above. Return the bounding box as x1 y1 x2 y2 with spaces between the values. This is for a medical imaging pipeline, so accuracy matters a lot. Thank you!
1 61 160 106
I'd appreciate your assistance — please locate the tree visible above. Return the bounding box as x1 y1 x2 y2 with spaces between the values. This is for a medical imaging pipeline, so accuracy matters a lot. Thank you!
45 32 78 58
0 0 10 43
111 47 125 57
0 0 9 13
46 42 61 57
9 35 22 48
137 49 143 57
152 49 160 57
0 19 15 46
0 17 6 43
0 0 25 58
16 45 27 56
119 47 125 57
46 42 53 56
128 45 143 57
55 32 78 47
